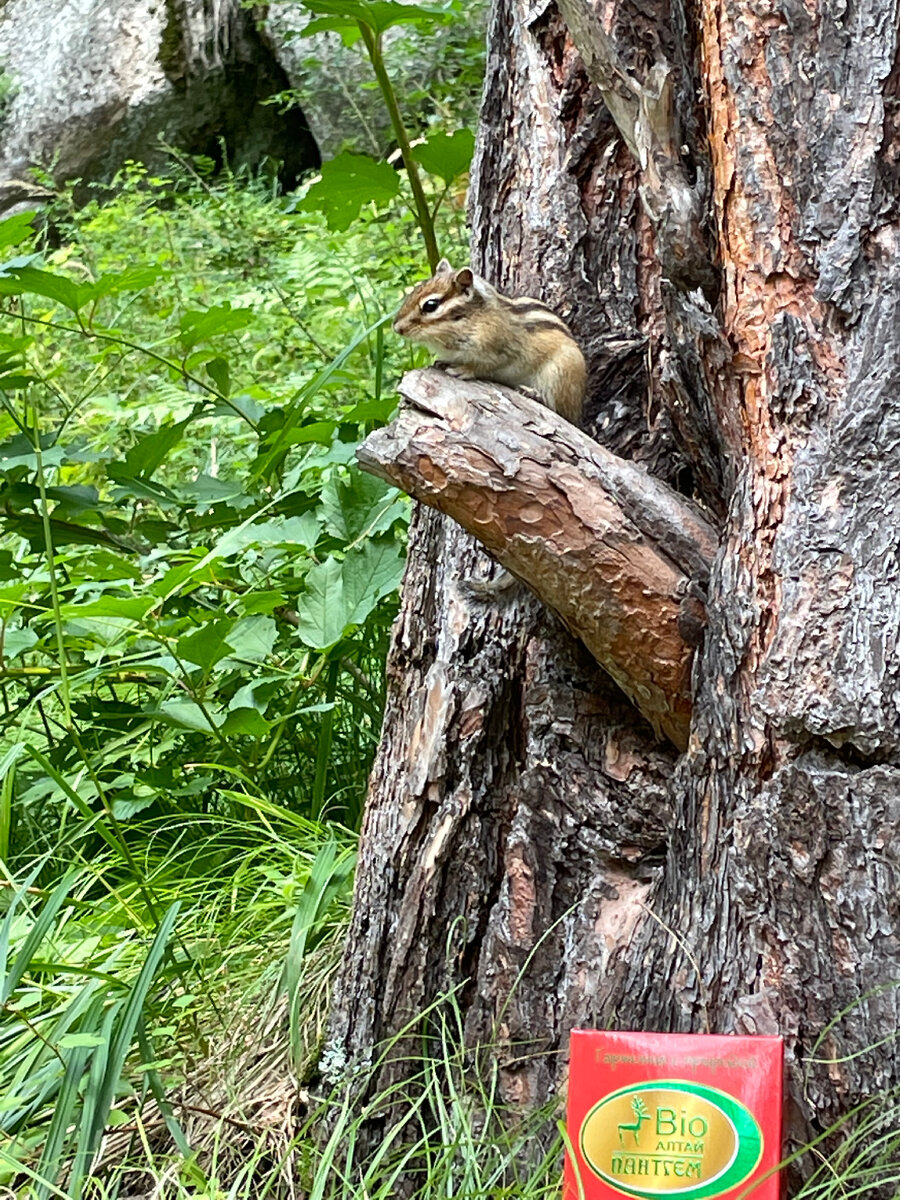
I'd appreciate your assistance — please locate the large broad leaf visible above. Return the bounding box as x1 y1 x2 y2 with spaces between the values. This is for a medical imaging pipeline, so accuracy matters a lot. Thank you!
222 707 271 738
45 485 101 517
2 626 38 660
0 262 158 314
342 538 406 626
57 597 155 622
225 615 277 663
206 356 230 396
301 0 458 35
177 618 235 672
211 512 321 559
153 700 226 733
0 431 65 473
294 556 346 650
411 128 476 185
122 419 192 479
179 303 253 350
294 542 405 650
228 677 283 714
0 266 85 312
0 211 39 251
298 153 400 233
319 469 406 541
87 266 160 301
239 589 285 616
179 473 253 510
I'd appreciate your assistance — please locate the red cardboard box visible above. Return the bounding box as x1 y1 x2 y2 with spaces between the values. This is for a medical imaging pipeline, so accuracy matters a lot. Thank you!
564 1030 783 1200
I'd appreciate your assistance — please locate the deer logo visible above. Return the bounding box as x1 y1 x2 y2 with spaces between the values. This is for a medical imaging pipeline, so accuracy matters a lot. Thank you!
618 1096 651 1147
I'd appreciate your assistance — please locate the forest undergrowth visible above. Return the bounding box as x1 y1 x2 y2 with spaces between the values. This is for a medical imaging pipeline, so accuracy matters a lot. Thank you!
0 160 480 1198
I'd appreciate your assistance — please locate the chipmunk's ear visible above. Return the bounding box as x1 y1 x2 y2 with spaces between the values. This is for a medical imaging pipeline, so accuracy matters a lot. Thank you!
435 258 453 275
456 267 474 291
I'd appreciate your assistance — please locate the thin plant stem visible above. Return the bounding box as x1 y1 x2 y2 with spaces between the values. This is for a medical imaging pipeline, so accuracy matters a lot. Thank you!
359 23 440 271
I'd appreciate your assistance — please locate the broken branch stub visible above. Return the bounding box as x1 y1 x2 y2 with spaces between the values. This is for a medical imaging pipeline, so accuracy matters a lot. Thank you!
358 369 718 750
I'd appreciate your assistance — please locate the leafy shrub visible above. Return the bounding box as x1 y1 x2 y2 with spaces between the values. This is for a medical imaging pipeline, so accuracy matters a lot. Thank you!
0 160 467 863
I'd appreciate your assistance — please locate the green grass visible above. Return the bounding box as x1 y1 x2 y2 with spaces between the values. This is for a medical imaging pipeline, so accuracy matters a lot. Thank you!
0 807 356 1197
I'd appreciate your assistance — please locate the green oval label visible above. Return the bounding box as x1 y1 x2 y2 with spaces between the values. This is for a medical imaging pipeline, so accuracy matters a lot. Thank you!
579 1080 763 1199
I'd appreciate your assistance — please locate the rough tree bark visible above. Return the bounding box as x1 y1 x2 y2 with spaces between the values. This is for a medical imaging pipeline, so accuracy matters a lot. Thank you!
325 0 900 1181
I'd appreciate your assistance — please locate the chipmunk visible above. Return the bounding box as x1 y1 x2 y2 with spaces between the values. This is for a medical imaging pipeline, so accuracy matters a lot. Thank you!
393 259 586 425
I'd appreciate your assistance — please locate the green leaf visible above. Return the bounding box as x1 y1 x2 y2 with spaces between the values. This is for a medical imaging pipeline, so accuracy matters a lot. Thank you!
119 419 192 479
0 371 37 392
177 618 235 671
0 265 85 312
2 512 132 552
76 904 180 1189
87 266 160 300
206 356 230 396
2 626 38 660
222 707 271 738
229 678 281 713
57 597 155 622
211 513 321 559
57 1033 107 1050
319 469 406 541
0 431 64 473
45 484 101 517
298 153 400 232
64 548 143 582
215 390 264 424
111 795 158 819
238 589 285 616
300 0 458 35
294 556 347 650
411 128 476 185
225 615 277 663
341 396 397 424
153 700 226 733
342 538 405 625
0 211 38 251
179 303 253 350
180 473 252 510
107 470 181 507
0 870 78 1005
301 14 364 42
285 840 356 1064
272 421 337 448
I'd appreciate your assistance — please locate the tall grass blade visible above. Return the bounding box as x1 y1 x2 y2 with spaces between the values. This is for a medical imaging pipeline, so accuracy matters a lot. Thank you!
68 902 180 1197
34 993 106 1200
285 840 355 1065
0 868 77 1005
0 858 46 997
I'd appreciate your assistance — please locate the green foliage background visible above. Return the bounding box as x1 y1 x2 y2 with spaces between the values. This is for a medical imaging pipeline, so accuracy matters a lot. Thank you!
0 145 472 1193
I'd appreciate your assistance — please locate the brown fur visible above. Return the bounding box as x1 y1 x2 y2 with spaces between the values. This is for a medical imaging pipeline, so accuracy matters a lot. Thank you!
393 260 586 425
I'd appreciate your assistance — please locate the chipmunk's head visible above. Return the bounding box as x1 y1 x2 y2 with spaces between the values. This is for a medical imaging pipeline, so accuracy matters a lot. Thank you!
393 259 487 352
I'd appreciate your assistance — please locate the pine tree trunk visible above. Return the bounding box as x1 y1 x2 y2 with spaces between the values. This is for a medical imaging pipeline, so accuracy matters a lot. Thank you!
325 0 900 1175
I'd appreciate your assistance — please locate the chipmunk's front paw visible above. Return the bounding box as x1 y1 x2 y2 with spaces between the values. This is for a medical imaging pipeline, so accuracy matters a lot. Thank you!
434 361 475 379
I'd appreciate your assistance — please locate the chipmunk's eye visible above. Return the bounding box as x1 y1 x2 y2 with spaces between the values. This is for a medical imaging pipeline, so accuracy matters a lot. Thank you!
421 296 442 314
